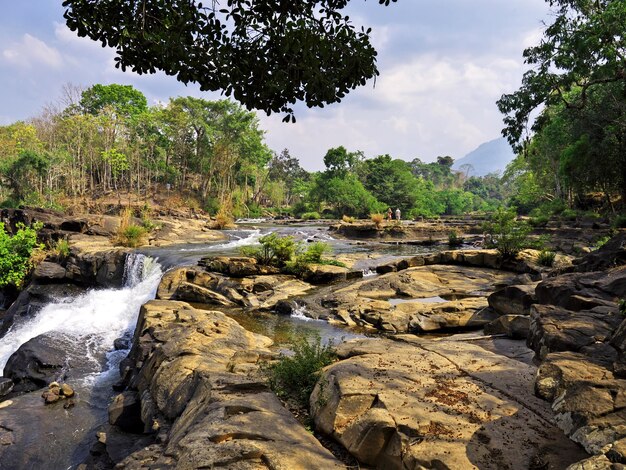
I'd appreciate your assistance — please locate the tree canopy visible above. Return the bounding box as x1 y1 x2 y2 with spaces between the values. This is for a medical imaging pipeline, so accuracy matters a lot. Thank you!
497 0 626 149
498 0 626 207
62 0 397 121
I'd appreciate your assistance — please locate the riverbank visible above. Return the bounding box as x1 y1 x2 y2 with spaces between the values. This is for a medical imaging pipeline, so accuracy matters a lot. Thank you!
0 208 624 468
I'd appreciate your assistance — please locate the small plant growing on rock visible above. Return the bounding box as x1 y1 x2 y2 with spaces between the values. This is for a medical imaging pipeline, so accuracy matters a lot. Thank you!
483 207 531 259
212 206 235 229
118 224 147 248
537 250 556 267
116 207 147 247
448 230 463 247
301 211 321 220
264 335 336 408
284 241 346 275
619 299 626 315
342 215 355 224
593 235 611 250
370 213 384 229
241 233 297 267
49 238 70 259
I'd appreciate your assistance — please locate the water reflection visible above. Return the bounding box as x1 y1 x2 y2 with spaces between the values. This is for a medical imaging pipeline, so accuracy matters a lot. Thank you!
189 302 369 350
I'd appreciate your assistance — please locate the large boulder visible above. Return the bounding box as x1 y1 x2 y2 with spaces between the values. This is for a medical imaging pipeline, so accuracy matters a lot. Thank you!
572 231 626 272
528 304 623 360
157 267 236 306
113 300 343 469
157 266 313 311
302 264 362 284
484 314 530 339
64 249 129 287
310 337 587 469
32 261 66 282
487 283 537 316
3 334 69 393
535 266 626 311
535 352 626 455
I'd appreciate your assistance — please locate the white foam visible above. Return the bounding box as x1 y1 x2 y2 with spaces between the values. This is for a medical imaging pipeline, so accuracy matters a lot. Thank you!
0 254 162 374
179 229 262 252
290 304 320 322
362 268 377 277
235 218 269 224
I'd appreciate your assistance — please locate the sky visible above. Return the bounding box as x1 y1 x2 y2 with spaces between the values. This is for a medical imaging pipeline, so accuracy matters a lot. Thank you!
0 1 551 171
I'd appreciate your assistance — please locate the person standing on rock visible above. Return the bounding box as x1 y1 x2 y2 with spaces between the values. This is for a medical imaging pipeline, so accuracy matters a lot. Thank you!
387 207 393 221
395 208 401 221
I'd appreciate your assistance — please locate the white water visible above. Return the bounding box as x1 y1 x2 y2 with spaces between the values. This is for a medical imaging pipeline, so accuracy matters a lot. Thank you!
290 304 320 322
362 268 378 277
0 253 163 377
179 229 262 252
235 217 269 224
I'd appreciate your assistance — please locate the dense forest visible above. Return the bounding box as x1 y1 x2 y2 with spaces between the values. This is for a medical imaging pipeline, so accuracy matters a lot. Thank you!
0 80 624 221
0 83 510 219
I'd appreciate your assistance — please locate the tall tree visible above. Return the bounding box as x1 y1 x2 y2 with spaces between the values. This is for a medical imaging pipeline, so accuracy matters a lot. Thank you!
80 84 148 118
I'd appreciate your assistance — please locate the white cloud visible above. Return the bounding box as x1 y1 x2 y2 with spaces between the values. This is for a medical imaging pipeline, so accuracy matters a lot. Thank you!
521 26 545 50
2 33 62 69
259 49 529 170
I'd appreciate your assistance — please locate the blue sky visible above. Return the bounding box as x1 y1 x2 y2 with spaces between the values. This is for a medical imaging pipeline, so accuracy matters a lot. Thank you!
0 1 550 170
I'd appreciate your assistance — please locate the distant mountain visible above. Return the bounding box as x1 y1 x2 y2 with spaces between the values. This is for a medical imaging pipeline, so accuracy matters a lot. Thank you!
452 137 515 177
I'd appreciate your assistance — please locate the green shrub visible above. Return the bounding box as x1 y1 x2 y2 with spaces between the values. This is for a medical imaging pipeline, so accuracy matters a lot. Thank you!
300 242 330 263
342 215 355 223
241 233 297 266
583 211 601 220
560 208 578 221
483 207 531 258
203 197 220 215
264 335 336 408
50 238 70 259
284 241 346 274
448 230 463 246
612 214 626 229
0 222 43 288
301 212 321 220
528 215 550 227
619 299 626 315
593 235 611 250
537 250 556 267
141 217 160 231
117 224 147 248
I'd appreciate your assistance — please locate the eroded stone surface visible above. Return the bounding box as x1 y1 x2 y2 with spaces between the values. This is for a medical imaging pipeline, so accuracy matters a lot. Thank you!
157 266 313 311
322 265 516 333
113 300 342 469
311 337 587 469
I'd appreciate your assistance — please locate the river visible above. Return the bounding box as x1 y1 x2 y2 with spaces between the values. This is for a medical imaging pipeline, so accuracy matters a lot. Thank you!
0 222 441 469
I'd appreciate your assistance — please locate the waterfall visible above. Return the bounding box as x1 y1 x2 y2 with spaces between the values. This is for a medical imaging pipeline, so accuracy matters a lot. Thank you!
0 253 162 376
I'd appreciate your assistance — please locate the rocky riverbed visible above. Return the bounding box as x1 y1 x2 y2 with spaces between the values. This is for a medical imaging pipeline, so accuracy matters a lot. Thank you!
0 208 624 469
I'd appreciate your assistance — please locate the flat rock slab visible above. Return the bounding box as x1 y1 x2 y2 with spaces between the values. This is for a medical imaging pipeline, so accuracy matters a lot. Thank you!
311 337 588 469
326 265 516 333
